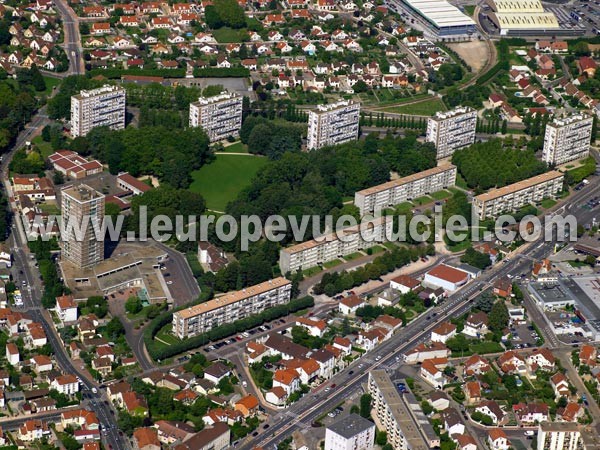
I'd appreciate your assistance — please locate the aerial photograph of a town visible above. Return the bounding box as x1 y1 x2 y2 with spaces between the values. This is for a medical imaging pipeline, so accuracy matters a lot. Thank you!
0 0 600 448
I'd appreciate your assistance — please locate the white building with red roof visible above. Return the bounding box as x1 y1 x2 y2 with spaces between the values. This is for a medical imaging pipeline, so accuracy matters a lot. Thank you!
423 265 470 291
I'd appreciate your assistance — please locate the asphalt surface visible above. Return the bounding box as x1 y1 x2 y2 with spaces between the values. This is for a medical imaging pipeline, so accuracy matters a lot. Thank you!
239 155 600 449
53 0 84 75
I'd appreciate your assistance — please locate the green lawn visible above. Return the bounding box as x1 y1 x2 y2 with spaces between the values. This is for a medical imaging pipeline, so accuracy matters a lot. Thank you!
155 324 180 345
367 245 385 254
413 195 433 206
430 190 452 201
42 76 61 97
456 174 469 190
213 27 247 43
323 259 343 269
220 141 249 153
302 266 323 277
32 135 53 159
189 154 269 211
382 97 447 116
344 252 364 261
37 203 60 215
540 198 557 209
463 5 476 16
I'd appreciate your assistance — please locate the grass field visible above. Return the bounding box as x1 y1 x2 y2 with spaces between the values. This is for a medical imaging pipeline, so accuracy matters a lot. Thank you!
155 324 179 346
382 97 447 116
212 27 247 43
413 195 433 206
302 266 323 277
32 135 53 159
42 76 61 97
323 259 343 269
189 154 269 211
541 198 557 209
344 252 364 261
463 5 476 16
430 190 452 201
220 141 249 153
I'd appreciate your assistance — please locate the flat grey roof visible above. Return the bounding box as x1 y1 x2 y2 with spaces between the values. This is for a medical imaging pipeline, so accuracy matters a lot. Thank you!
327 413 374 439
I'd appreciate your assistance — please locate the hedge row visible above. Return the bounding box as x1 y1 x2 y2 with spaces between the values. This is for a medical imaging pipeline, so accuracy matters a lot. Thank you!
87 68 187 79
145 295 315 361
192 67 250 78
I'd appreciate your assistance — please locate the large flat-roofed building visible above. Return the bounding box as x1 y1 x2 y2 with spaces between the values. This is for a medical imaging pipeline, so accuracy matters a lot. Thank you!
368 370 438 449
189 91 243 142
485 0 560 35
426 107 477 160
307 100 360 150
71 85 126 137
472 171 564 219
542 114 593 166
279 217 392 274
390 0 476 36
354 164 457 215
172 277 292 338
325 414 375 450
61 184 105 269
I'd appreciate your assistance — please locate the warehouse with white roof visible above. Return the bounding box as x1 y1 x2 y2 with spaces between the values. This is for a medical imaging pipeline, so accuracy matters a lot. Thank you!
485 0 560 35
398 0 476 36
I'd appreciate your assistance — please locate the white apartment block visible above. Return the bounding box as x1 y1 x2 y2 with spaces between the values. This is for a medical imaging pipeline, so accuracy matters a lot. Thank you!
279 216 392 274
70 85 126 137
473 170 564 220
426 106 477 159
368 370 438 450
537 422 584 450
355 164 457 215
172 277 292 338
325 414 375 450
542 113 593 166
189 91 243 142
307 100 360 150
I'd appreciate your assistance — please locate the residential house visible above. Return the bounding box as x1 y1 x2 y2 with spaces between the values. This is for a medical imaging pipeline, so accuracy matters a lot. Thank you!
550 372 570 398
475 400 504 425
464 355 491 376
295 317 327 337
488 429 510 450
463 381 481 405
431 322 456 344
420 359 446 388
463 311 488 338
339 295 364 315
272 368 300 396
133 427 160 450
204 363 231 385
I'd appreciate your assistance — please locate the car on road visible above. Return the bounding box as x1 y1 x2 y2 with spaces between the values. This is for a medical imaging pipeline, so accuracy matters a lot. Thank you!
375 355 382 361
252 431 259 437
92 387 98 394
348 370 354 375
166 281 173 285
263 424 270 429
324 387 331 392
524 431 535 437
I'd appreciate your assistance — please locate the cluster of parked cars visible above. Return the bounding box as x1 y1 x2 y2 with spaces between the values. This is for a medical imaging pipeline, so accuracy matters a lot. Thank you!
583 196 600 210
203 320 287 352
327 406 344 418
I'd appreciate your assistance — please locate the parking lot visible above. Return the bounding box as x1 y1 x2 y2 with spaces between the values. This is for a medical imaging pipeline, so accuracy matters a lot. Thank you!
509 323 542 348
203 320 284 352
546 0 600 35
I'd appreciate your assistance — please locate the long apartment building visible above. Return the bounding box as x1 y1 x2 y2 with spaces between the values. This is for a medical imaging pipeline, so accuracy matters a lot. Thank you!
307 100 360 150
354 164 457 215
189 91 243 142
426 106 477 159
70 85 126 137
368 370 438 450
279 217 392 274
473 170 564 220
542 113 593 166
172 277 292 338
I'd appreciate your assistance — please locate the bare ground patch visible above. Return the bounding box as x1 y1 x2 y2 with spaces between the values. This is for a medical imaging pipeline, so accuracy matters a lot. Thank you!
447 40 490 72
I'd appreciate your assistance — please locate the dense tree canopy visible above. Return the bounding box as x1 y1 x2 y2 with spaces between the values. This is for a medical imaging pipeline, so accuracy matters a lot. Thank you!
461 246 492 270
241 116 304 159
452 139 547 192
205 0 246 29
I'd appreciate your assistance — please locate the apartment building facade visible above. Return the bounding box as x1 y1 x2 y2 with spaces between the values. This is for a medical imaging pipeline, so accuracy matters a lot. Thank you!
60 184 105 269
473 170 564 220
172 277 292 338
279 216 392 274
368 370 438 450
426 106 477 159
537 422 583 450
70 85 126 137
307 100 360 150
189 91 243 142
354 164 457 215
542 113 593 166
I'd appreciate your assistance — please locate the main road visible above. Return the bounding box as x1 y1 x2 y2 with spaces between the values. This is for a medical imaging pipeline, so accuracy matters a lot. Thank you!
54 0 84 75
240 165 600 449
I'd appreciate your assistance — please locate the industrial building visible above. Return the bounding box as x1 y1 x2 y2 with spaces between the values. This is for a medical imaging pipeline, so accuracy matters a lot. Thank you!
60 184 105 269
426 107 477 160
472 171 564 219
189 91 243 142
390 0 476 36
368 370 439 449
70 85 126 137
172 277 292 338
279 217 392 274
307 100 360 150
354 164 457 215
484 0 560 35
542 113 593 166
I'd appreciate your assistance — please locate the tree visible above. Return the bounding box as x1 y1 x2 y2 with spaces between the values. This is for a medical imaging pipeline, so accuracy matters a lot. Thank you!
359 393 372 418
488 301 509 334
475 291 496 313
446 334 470 353
125 296 143 314
572 41 590 57
30 64 46 92
104 317 125 340
376 431 387 446
86 296 108 318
